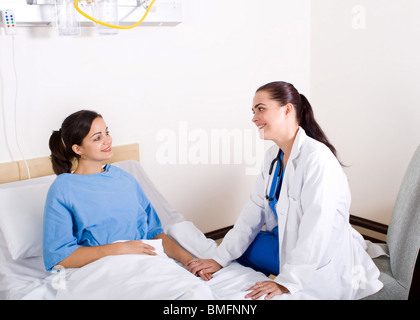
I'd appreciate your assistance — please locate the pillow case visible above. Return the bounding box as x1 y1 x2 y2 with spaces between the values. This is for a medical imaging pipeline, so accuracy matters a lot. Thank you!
0 177 54 260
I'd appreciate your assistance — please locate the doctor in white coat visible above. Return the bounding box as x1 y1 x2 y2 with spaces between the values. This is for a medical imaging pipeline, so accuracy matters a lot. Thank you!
187 81 383 299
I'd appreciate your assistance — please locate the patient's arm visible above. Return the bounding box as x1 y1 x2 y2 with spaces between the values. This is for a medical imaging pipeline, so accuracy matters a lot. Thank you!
154 233 213 281
153 233 192 265
56 240 157 269
57 235 213 280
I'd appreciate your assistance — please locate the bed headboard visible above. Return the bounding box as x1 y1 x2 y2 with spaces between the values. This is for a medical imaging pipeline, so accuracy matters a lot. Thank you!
0 143 139 184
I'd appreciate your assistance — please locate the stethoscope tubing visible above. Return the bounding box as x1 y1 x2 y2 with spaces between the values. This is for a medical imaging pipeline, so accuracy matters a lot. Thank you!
265 149 284 202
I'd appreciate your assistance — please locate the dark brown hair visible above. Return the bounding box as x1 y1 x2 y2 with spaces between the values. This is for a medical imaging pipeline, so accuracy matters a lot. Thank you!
49 110 102 175
257 81 343 165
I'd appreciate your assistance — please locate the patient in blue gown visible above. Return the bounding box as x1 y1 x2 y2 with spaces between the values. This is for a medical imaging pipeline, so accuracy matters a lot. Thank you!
43 110 212 280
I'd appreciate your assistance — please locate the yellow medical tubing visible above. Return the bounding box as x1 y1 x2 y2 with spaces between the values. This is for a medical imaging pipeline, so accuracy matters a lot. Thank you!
73 0 156 29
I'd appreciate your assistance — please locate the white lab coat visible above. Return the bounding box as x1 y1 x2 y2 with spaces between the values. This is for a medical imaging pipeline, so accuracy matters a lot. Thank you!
213 127 383 299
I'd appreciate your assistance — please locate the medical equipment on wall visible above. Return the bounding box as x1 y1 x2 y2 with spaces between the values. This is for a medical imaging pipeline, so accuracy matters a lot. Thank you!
60 0 156 35
0 0 181 36
0 9 17 35
74 0 156 30
0 15 31 178
96 0 119 35
55 0 80 36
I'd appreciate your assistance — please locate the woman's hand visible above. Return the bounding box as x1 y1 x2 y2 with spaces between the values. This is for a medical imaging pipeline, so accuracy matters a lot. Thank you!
114 240 157 256
245 281 289 300
186 259 222 281
56 240 157 269
151 234 215 281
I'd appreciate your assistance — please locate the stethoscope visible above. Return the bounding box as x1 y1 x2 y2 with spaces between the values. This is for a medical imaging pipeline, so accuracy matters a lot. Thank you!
265 149 285 202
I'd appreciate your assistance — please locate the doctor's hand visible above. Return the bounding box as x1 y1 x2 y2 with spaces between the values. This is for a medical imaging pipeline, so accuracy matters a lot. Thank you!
186 259 222 281
246 281 289 300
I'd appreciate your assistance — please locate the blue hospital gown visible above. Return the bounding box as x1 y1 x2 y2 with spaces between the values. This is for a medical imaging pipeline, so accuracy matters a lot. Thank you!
43 164 164 271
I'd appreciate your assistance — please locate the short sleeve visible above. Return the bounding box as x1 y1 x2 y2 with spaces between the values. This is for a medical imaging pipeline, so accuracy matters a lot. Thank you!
131 176 164 239
144 202 164 239
43 185 81 271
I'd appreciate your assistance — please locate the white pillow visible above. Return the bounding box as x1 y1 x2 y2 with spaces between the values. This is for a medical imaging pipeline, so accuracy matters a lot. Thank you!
0 178 54 260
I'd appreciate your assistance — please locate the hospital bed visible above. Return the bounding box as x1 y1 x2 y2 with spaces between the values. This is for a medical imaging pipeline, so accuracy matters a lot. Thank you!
0 143 284 300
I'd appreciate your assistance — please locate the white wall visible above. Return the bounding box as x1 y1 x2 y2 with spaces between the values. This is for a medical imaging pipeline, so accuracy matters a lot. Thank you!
310 0 420 224
0 0 311 233
2 0 417 232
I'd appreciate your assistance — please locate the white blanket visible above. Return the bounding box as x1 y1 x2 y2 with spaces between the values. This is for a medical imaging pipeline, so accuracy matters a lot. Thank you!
9 222 273 300
55 254 215 300
6 221 317 300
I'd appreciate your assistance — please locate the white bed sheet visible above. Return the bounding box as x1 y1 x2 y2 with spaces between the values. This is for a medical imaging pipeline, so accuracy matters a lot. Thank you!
2 221 314 300
0 160 313 300
1 220 313 300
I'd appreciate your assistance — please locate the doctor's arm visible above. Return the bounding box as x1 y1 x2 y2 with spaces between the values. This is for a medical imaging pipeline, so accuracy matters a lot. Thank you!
186 196 266 277
185 197 265 278
187 166 268 278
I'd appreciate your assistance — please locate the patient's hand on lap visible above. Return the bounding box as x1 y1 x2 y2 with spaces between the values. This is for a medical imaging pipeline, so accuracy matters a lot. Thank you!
114 240 158 256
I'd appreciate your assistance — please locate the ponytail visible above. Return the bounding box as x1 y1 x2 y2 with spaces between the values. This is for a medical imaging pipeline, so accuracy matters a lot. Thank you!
49 110 102 175
298 93 342 165
49 129 73 175
256 81 344 166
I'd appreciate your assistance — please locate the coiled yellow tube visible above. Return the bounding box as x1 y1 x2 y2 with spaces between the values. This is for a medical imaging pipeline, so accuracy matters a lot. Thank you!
73 0 156 29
